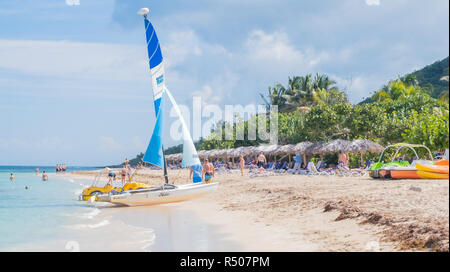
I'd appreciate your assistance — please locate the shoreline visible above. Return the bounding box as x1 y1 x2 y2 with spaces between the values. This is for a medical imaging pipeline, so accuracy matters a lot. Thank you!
65 169 449 252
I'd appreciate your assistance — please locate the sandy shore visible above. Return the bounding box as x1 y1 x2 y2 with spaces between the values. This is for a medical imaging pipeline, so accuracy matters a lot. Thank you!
68 168 449 252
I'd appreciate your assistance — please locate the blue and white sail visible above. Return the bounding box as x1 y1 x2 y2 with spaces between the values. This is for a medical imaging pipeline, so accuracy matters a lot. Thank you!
165 88 201 167
139 8 165 116
142 92 166 168
138 8 201 171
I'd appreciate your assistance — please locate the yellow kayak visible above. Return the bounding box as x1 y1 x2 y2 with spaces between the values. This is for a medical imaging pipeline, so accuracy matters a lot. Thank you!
417 171 449 180
415 163 449 174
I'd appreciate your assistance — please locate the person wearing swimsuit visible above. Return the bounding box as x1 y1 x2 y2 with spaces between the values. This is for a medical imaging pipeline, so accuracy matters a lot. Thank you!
202 159 215 183
239 155 245 176
257 153 266 168
120 166 127 186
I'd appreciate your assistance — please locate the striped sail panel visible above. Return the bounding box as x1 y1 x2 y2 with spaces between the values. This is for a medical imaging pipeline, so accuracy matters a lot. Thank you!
143 92 165 168
144 18 165 116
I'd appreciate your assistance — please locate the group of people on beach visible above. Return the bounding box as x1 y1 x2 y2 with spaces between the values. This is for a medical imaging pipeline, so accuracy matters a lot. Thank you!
106 158 134 186
197 149 355 177
56 164 66 173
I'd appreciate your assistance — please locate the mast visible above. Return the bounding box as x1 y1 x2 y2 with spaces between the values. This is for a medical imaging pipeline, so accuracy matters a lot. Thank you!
162 145 169 184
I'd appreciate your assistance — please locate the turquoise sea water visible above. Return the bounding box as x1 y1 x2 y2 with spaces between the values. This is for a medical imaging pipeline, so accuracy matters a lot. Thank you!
0 166 97 250
0 166 241 251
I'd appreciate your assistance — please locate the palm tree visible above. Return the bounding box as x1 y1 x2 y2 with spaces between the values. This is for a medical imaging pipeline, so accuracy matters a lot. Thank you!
259 84 288 112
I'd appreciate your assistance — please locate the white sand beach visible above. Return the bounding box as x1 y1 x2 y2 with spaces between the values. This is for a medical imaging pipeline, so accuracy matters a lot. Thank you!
67 169 449 252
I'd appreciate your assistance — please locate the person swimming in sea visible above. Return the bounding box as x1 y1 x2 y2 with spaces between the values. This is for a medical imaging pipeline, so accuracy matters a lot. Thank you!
42 171 48 181
10 173 14 182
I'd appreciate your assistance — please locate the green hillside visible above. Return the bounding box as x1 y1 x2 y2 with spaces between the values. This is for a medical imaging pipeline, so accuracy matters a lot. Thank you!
360 56 449 104
409 57 449 98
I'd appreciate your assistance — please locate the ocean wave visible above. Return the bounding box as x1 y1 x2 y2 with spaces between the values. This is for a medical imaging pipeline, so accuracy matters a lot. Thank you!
83 208 101 219
70 220 110 229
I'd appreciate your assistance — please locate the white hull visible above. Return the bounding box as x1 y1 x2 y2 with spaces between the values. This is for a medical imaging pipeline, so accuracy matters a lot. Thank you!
96 182 218 206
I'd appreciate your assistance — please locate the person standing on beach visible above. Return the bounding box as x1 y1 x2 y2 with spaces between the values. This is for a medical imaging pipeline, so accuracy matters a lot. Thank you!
124 158 129 166
190 164 203 183
202 159 215 183
120 166 127 186
35 168 39 175
239 155 245 176
126 165 133 182
10 173 14 182
293 153 303 174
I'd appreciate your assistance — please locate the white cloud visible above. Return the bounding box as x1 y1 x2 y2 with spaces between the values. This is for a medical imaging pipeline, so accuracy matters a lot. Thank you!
191 85 222 105
0 40 148 81
365 0 380 6
245 30 304 63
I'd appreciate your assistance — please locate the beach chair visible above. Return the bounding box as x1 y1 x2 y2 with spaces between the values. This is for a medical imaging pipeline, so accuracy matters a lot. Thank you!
302 162 335 176
334 163 361 177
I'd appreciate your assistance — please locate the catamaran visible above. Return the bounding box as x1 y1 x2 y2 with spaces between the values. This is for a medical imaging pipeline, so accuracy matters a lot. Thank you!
95 8 218 206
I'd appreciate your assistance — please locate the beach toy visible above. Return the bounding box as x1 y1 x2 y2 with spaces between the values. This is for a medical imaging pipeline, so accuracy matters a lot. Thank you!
417 171 449 180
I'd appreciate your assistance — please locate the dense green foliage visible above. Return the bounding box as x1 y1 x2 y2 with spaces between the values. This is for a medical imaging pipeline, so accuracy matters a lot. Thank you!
122 60 449 167
201 75 449 153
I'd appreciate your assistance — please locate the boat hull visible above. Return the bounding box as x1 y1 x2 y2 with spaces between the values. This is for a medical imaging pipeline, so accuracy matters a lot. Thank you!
417 171 449 180
416 163 449 174
390 170 420 179
96 182 219 206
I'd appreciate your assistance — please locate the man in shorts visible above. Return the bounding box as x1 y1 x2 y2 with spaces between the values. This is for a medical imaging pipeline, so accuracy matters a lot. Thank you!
202 159 215 183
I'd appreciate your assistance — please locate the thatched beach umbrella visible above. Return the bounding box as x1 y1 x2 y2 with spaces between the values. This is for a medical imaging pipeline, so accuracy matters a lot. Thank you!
232 147 245 158
294 142 313 154
319 139 353 155
274 144 296 156
349 139 384 154
256 144 280 155
350 139 384 166
247 146 259 157
304 141 326 155
197 150 206 159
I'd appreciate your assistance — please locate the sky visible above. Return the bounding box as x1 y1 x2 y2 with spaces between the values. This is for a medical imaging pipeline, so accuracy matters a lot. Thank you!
0 0 448 166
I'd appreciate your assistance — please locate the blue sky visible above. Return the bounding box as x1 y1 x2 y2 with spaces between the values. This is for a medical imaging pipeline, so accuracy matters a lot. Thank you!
0 0 448 166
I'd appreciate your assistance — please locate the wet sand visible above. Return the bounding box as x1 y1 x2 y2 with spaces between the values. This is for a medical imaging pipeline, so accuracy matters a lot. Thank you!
68 168 449 252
